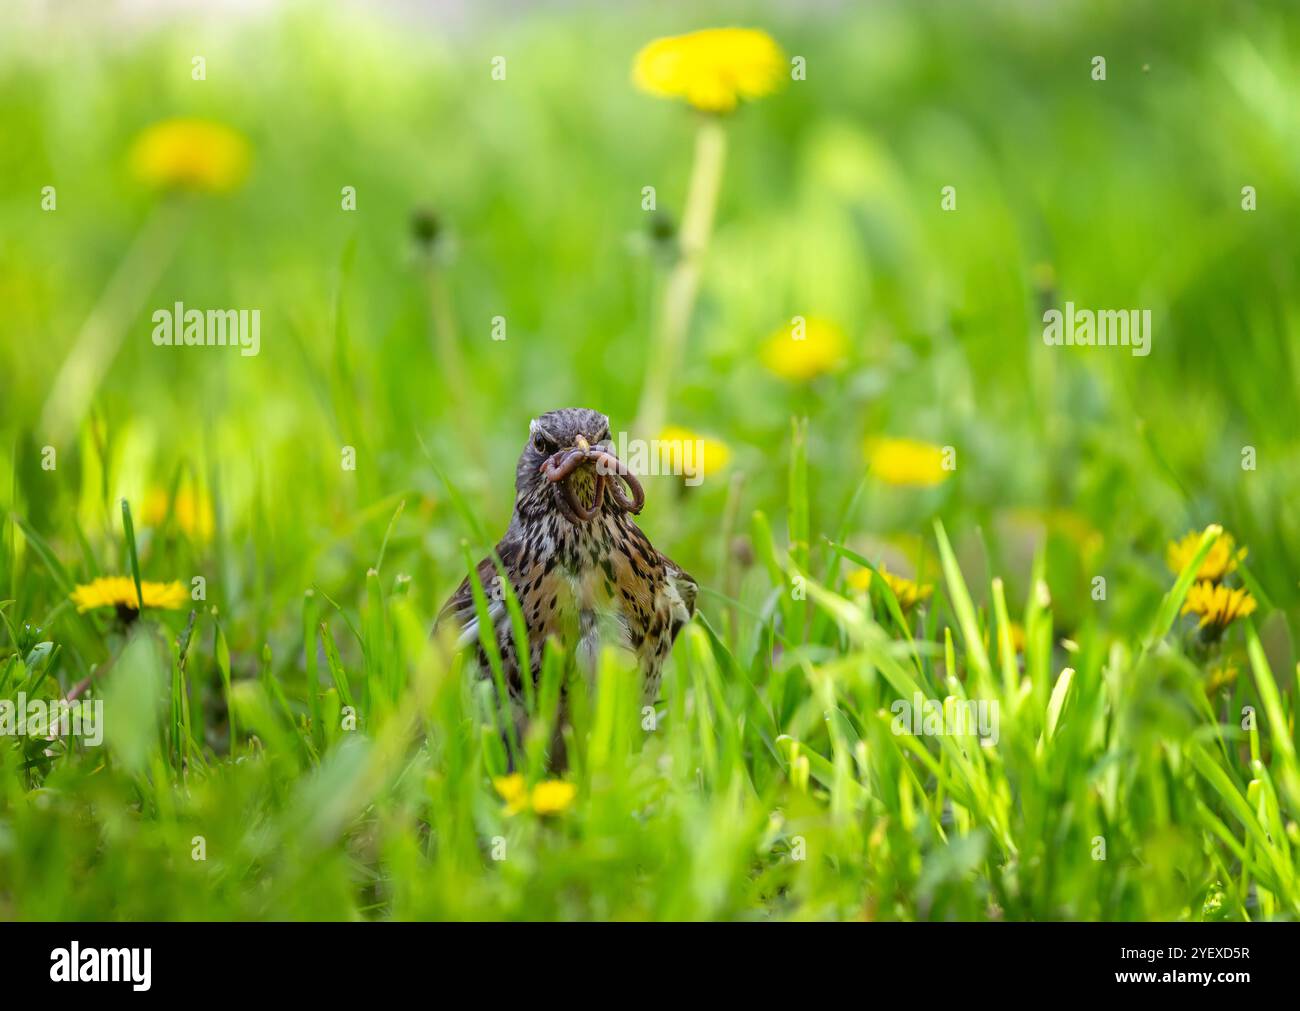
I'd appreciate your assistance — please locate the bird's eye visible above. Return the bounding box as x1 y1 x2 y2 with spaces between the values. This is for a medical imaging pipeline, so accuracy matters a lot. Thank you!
533 434 551 454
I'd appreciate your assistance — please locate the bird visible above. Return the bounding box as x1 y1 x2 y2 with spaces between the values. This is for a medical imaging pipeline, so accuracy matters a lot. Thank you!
436 407 697 740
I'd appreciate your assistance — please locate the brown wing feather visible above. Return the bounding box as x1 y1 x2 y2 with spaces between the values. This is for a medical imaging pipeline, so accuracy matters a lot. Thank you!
434 539 519 635
659 552 698 621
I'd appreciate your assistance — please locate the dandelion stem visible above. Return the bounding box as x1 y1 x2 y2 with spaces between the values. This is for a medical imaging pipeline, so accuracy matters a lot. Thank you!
425 265 484 460
38 199 188 444
634 116 727 436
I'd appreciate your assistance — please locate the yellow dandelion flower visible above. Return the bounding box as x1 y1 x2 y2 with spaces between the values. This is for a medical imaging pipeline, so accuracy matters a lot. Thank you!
1182 581 1256 633
1205 662 1239 695
865 436 951 488
1166 528 1246 583
129 117 251 194
633 28 785 113
847 564 932 611
143 486 215 541
1006 622 1026 655
492 773 530 816
70 576 187 614
657 425 731 483
845 568 873 592
759 317 848 381
876 565 933 611
529 780 577 816
493 775 577 817
983 621 1026 656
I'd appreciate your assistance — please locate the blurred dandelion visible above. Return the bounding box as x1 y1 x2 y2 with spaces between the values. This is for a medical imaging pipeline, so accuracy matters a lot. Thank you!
865 436 951 487
631 27 785 436
848 563 932 611
494 773 576 816
70 576 187 617
129 117 250 194
984 620 1026 657
1182 581 1256 636
1167 528 1246 583
529 779 577 816
657 424 731 482
632 28 785 113
493 773 531 816
759 316 848 381
143 485 215 542
1205 660 1239 694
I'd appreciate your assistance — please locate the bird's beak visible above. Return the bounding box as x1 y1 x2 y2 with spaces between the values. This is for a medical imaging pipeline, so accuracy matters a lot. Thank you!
575 435 590 452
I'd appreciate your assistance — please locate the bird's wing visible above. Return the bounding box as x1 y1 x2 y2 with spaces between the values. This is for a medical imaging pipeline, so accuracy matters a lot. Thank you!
658 552 698 628
434 539 519 645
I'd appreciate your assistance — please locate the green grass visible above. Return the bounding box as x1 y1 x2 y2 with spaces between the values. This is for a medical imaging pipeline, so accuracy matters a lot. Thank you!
2 0 1300 921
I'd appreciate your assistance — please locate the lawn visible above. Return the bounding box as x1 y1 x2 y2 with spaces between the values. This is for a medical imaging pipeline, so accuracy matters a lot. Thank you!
1 0 1299 921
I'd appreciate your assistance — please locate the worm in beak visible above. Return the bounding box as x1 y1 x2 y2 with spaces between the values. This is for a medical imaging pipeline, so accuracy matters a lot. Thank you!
539 443 645 523
589 448 644 514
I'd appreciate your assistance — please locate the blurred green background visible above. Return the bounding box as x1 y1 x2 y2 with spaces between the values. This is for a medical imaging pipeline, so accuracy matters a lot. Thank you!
2 0 1300 920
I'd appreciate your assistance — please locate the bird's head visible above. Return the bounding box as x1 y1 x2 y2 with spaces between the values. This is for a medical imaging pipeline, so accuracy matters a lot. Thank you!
515 408 643 524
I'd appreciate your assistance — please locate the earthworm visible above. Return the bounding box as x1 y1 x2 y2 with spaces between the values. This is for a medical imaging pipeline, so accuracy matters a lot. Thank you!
561 472 605 522
589 449 645 514
539 446 588 483
542 446 604 523
539 445 643 522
